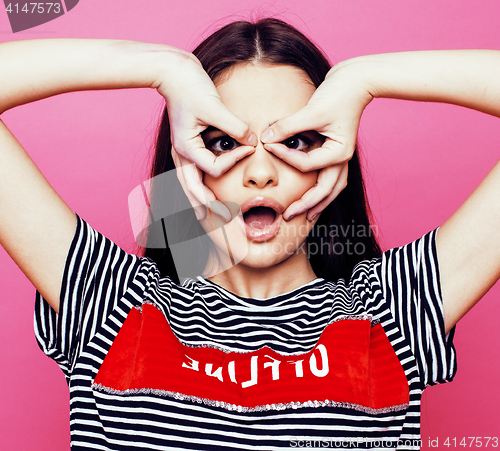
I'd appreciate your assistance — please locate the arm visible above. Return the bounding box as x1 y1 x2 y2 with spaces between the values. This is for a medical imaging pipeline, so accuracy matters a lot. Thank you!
262 50 500 333
0 39 184 113
340 50 500 117
0 39 254 312
347 50 500 333
0 39 176 313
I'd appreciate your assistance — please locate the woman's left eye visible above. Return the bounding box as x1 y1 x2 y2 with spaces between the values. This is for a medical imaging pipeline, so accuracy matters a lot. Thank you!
206 136 241 155
281 135 313 152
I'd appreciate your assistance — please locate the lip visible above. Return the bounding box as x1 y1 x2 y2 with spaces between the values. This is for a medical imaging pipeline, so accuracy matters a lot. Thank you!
238 196 285 242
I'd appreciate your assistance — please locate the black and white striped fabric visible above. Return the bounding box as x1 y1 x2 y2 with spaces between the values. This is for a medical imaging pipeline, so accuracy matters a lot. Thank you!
34 214 456 450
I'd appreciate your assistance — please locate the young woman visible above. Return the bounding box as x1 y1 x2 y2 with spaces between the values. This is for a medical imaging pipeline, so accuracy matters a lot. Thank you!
0 18 499 450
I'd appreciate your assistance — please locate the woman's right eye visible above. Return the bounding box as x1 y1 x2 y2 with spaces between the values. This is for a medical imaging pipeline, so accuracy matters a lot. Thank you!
205 136 241 155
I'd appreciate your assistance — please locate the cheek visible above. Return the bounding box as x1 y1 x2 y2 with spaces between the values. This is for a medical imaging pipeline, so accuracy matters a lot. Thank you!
204 166 319 202
203 172 233 199
283 168 319 197
280 169 320 239
282 210 317 240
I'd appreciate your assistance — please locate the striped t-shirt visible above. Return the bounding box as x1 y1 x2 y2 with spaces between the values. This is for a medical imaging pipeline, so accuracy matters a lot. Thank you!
35 214 456 450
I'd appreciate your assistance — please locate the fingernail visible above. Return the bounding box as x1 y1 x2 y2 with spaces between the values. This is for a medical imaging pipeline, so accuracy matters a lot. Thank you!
285 214 296 222
309 213 318 222
260 128 274 143
212 201 231 223
248 133 258 147
194 206 204 220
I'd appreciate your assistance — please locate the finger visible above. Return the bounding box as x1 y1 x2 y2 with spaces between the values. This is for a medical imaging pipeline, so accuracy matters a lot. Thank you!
202 102 258 147
264 139 351 172
306 164 349 221
210 145 256 176
172 151 207 220
175 153 233 223
221 200 243 221
260 105 328 144
199 200 241 233
283 165 345 221
175 136 255 178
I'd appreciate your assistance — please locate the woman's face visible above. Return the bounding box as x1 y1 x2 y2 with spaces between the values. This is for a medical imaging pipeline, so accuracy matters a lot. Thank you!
200 63 323 273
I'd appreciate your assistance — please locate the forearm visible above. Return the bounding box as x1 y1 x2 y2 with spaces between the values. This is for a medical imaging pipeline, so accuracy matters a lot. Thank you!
334 50 500 117
0 38 187 113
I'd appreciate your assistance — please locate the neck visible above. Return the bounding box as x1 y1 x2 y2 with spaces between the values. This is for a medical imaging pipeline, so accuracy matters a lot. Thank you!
204 244 318 299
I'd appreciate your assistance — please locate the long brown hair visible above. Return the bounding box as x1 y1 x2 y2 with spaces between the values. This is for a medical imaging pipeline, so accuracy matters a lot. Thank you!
144 18 382 284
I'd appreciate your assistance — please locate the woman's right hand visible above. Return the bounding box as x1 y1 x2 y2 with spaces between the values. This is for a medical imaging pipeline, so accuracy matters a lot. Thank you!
156 51 257 221
0 39 254 312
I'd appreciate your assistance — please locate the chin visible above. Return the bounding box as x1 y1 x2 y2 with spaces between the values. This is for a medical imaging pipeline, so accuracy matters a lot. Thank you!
236 240 307 269
239 247 291 269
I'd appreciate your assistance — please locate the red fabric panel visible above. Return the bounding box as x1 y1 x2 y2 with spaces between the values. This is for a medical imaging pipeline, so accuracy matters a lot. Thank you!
94 304 409 410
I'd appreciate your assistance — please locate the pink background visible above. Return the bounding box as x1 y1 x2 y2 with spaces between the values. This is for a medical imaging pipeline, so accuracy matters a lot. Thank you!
1 0 499 449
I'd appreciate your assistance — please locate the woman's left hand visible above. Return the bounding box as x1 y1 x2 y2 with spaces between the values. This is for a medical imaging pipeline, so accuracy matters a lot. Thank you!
260 60 374 221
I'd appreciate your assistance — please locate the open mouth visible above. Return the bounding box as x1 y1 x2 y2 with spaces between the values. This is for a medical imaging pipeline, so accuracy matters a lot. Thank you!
243 206 277 229
238 198 284 242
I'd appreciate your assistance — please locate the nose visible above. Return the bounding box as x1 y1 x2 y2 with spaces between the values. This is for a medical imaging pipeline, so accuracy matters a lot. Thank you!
243 142 279 189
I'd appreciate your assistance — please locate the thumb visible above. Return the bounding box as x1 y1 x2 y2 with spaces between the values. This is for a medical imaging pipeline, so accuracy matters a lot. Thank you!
260 105 325 143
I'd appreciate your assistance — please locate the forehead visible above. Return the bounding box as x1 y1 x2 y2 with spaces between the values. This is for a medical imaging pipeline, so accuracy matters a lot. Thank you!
215 63 315 128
